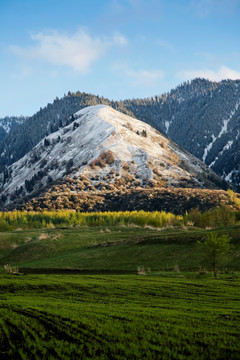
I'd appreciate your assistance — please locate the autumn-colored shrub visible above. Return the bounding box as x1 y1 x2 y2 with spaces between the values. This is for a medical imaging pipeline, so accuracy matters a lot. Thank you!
90 150 115 169
122 162 130 171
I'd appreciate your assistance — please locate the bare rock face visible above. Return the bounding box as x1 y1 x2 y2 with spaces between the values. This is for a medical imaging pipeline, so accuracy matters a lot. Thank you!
0 105 228 212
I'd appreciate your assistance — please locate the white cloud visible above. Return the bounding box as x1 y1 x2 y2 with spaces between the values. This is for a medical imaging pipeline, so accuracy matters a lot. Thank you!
113 32 128 46
10 29 127 73
125 69 164 86
178 66 240 82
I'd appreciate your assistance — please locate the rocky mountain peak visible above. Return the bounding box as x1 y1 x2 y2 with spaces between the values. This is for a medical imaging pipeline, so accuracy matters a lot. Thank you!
0 105 227 210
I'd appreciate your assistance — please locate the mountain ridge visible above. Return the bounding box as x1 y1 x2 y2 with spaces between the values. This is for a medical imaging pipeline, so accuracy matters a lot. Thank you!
122 79 240 188
0 105 229 212
0 78 239 189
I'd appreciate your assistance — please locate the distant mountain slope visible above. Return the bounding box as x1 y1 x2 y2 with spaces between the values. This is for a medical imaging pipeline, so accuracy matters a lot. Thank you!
123 79 240 189
0 105 228 211
0 116 26 141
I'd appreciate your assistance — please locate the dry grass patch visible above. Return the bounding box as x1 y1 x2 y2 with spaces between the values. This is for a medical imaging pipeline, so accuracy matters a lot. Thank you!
38 233 51 240
4 264 19 274
52 233 63 241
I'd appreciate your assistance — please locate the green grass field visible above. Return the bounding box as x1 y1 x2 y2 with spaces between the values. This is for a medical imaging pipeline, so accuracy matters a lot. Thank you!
0 224 240 273
1 273 240 359
0 223 240 359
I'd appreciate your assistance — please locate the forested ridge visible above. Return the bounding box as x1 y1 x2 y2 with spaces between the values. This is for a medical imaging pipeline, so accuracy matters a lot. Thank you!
1 78 239 189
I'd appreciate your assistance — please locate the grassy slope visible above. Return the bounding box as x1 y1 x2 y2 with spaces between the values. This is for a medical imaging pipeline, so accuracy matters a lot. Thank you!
0 224 239 272
0 273 240 359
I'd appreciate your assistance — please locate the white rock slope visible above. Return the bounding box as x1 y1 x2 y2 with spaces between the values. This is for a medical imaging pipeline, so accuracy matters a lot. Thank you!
0 105 226 205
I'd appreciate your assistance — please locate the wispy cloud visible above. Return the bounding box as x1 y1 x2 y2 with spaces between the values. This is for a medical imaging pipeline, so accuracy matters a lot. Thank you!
126 0 164 19
10 29 128 73
190 0 240 17
113 32 128 46
10 65 33 80
104 0 164 26
156 39 174 51
178 66 240 82
125 68 164 87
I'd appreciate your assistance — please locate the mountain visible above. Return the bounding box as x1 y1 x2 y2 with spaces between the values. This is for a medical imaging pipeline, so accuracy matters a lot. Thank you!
0 105 231 213
0 93 133 172
0 78 239 190
0 116 26 141
123 79 240 189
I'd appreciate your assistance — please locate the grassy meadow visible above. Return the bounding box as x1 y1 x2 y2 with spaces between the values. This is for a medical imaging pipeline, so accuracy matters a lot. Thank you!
1 273 240 359
0 224 239 272
0 209 240 358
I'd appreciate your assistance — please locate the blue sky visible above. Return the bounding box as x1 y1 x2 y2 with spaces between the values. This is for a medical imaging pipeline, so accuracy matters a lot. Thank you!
1 0 240 116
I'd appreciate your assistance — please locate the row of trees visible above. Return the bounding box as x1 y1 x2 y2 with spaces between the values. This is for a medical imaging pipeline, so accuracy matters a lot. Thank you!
0 209 182 230
0 206 239 231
